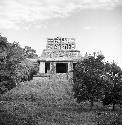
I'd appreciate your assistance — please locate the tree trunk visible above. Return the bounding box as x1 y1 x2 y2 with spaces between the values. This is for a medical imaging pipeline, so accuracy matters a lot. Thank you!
112 103 115 111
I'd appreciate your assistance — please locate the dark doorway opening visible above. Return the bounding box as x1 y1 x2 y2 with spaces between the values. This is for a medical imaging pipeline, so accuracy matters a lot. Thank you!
73 63 77 70
45 63 50 73
56 63 68 73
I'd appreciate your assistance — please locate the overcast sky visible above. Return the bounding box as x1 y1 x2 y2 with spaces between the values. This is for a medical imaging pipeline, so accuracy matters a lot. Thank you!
0 0 122 67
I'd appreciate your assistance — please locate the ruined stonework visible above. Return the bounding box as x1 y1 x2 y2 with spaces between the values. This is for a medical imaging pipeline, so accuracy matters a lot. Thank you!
38 37 82 80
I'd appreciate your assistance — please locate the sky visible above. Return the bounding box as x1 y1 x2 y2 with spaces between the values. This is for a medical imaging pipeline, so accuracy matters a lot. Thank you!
0 0 122 68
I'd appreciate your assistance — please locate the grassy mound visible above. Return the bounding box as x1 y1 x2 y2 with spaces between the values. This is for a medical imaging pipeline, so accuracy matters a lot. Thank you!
1 78 74 105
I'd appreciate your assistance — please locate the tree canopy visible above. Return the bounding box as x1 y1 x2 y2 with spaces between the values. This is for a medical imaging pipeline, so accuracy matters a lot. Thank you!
73 54 105 107
72 53 122 109
0 35 39 94
0 35 25 93
23 46 38 58
102 62 122 110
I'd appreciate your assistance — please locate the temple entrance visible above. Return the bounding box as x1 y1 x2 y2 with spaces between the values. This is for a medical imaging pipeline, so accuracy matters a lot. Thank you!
73 63 77 69
45 62 50 73
56 63 68 73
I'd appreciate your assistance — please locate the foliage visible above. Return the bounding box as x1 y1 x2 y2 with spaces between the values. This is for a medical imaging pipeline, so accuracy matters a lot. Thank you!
16 59 39 82
0 35 39 94
1 78 73 105
72 54 105 107
23 46 38 58
73 52 122 110
102 62 122 110
0 35 25 94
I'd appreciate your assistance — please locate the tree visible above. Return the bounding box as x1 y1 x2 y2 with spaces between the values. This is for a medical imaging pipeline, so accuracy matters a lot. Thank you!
102 62 122 110
23 46 38 58
72 54 105 108
0 35 39 94
0 35 25 93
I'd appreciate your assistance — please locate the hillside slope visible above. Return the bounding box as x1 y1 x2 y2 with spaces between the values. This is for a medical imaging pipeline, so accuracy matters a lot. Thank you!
1 78 74 105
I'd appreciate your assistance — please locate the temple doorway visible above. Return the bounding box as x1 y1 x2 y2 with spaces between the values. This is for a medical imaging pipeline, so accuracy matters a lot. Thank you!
56 63 68 73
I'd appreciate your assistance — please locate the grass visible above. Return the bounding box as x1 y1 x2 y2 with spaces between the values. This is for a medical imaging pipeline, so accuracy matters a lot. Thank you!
0 101 120 125
0 78 121 125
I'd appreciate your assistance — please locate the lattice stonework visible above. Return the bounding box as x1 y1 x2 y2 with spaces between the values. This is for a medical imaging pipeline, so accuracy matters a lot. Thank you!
39 37 82 79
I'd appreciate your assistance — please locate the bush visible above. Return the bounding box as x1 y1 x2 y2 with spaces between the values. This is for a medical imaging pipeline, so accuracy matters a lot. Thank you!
16 59 39 82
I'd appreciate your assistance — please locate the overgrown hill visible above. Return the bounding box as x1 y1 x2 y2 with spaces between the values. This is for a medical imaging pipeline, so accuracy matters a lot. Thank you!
1 78 74 105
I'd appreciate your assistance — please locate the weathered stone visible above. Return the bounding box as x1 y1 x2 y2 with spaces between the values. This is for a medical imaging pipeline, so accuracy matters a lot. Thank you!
38 37 82 80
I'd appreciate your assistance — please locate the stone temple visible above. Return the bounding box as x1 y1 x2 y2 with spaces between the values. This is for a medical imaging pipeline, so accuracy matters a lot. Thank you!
38 37 82 80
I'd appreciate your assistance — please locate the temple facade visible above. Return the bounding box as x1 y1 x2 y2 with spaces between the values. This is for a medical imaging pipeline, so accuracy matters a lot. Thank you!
38 37 82 79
